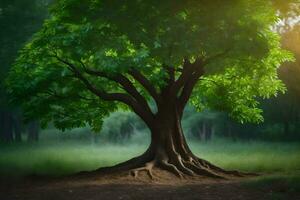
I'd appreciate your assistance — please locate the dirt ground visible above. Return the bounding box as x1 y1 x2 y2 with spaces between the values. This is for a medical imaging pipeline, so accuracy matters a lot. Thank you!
0 169 298 200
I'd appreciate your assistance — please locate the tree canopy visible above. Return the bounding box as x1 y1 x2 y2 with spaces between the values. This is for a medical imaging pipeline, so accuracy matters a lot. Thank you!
7 0 294 131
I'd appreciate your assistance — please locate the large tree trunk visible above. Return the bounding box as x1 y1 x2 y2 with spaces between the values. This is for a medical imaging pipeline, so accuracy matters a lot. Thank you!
92 102 249 179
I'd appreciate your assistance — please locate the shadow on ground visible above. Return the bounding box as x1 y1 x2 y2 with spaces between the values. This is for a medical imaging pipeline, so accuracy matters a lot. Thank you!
0 174 299 200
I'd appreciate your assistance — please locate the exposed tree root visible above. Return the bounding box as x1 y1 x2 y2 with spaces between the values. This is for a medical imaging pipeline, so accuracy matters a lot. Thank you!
121 153 257 181
182 160 225 179
77 130 258 181
131 161 155 179
76 152 258 182
159 160 184 178
197 158 259 177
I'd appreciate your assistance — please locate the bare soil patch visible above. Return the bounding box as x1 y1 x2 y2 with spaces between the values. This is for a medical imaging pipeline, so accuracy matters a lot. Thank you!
0 169 298 200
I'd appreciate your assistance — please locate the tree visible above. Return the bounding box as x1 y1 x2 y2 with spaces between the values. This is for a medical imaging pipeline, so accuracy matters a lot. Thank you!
101 111 142 142
0 0 49 142
182 109 218 141
7 0 294 178
263 23 300 139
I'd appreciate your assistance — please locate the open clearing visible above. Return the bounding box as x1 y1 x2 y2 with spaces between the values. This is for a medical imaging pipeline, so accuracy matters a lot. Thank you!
0 141 299 200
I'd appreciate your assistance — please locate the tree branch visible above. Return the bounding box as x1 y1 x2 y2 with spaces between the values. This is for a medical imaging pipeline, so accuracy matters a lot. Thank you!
53 56 154 126
174 49 230 113
84 67 154 117
128 68 161 104
172 58 203 95
177 62 205 114
159 64 177 93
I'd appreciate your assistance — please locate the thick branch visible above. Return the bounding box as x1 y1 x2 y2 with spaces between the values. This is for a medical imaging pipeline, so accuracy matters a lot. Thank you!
54 56 154 127
164 64 175 84
84 68 153 117
172 59 202 95
128 69 161 104
178 70 204 113
175 50 230 112
45 89 97 102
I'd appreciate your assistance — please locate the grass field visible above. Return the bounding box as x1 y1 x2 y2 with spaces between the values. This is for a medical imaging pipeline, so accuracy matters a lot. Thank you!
0 139 299 178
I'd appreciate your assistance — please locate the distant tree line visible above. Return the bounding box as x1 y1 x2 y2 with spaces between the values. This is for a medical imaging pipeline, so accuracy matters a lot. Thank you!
0 0 49 142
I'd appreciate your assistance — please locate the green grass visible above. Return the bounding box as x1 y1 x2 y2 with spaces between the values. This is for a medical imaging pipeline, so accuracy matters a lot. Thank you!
0 139 299 177
189 140 300 173
0 142 146 177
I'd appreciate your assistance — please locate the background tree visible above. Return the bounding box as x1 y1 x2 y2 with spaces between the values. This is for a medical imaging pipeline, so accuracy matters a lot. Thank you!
101 111 144 142
260 23 300 140
182 108 219 141
0 0 49 142
210 8 300 142
7 0 294 178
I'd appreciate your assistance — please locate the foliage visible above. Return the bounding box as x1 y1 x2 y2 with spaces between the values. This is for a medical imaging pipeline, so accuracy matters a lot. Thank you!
6 0 294 131
0 0 48 107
